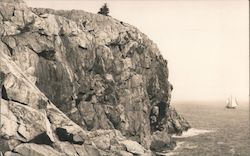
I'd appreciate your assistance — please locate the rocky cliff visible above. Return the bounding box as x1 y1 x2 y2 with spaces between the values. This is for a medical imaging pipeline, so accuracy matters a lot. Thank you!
0 0 190 155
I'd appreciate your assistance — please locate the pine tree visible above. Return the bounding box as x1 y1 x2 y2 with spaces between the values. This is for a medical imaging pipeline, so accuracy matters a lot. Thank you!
98 3 109 16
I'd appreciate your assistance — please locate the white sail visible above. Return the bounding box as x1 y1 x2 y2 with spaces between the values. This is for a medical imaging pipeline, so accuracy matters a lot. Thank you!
226 95 238 108
226 99 230 105
232 98 238 107
235 98 239 105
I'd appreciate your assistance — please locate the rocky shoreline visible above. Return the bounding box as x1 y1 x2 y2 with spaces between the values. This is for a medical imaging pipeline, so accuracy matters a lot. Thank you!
0 0 190 155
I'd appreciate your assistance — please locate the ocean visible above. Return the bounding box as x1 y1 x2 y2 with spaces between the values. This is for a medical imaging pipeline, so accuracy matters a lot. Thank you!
168 101 250 156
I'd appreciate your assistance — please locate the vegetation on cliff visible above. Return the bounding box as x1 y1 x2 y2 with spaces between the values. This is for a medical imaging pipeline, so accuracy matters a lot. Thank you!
98 3 109 16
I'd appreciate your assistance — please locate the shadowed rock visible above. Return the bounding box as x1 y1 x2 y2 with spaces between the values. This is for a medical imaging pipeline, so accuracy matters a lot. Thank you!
55 127 84 145
29 132 53 145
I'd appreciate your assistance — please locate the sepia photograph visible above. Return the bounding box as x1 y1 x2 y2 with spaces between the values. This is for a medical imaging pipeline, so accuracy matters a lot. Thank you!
0 0 249 155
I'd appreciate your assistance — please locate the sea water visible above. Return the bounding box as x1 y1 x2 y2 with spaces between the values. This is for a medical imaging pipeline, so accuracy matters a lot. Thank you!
167 101 250 156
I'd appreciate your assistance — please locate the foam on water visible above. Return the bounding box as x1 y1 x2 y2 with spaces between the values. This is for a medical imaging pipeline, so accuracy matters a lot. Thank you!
170 103 250 155
172 128 214 138
161 128 214 155
156 141 185 156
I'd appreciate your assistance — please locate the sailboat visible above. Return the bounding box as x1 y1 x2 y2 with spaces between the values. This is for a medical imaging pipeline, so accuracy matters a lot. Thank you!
226 95 238 109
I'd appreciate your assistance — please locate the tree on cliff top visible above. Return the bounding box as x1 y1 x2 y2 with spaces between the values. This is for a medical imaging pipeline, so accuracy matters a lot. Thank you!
98 3 109 16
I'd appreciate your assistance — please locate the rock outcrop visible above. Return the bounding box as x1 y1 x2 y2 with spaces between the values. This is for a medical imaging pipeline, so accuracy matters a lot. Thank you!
0 0 190 155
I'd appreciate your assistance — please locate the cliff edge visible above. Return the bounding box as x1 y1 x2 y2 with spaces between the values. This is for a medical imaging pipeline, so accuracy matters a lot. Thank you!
0 0 190 155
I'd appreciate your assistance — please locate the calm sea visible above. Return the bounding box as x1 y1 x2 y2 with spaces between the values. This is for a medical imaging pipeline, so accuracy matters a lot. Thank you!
168 101 250 156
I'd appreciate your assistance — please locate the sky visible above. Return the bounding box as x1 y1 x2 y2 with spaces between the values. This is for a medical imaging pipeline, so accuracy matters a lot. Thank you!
25 0 249 103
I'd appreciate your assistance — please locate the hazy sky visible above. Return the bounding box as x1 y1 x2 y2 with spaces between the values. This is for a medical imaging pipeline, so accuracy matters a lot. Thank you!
25 0 249 103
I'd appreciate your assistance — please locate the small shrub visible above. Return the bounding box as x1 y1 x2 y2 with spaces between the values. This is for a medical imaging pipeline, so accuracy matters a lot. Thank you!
98 3 109 16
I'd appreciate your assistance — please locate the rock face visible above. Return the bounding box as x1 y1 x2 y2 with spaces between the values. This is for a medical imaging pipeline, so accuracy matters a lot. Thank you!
0 0 190 155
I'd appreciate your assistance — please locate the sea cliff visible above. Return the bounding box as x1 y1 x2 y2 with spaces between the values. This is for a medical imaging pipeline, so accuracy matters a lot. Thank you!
0 0 190 155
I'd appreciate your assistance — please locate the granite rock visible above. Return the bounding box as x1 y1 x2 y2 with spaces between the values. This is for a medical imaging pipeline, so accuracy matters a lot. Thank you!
0 0 190 155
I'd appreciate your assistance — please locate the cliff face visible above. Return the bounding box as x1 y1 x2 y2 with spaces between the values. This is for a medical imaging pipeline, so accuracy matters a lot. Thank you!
0 0 190 155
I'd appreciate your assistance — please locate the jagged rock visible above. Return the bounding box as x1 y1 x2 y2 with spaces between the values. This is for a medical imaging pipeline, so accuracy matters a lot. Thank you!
1 73 47 108
55 143 100 156
4 151 21 156
5 100 54 143
53 142 81 156
0 99 55 151
119 140 145 155
165 107 190 135
73 144 90 156
14 143 62 156
150 131 176 152
0 0 190 155
46 107 89 141
0 100 18 138
73 134 85 145
87 129 125 151
84 144 101 156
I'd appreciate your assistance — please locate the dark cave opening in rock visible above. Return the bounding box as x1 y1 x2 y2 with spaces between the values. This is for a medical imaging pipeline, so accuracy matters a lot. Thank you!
157 101 167 121
1 86 9 100
150 101 168 132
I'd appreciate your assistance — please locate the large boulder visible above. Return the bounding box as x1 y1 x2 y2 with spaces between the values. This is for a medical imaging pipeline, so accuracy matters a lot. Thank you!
150 131 176 152
1 99 54 143
119 140 145 155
